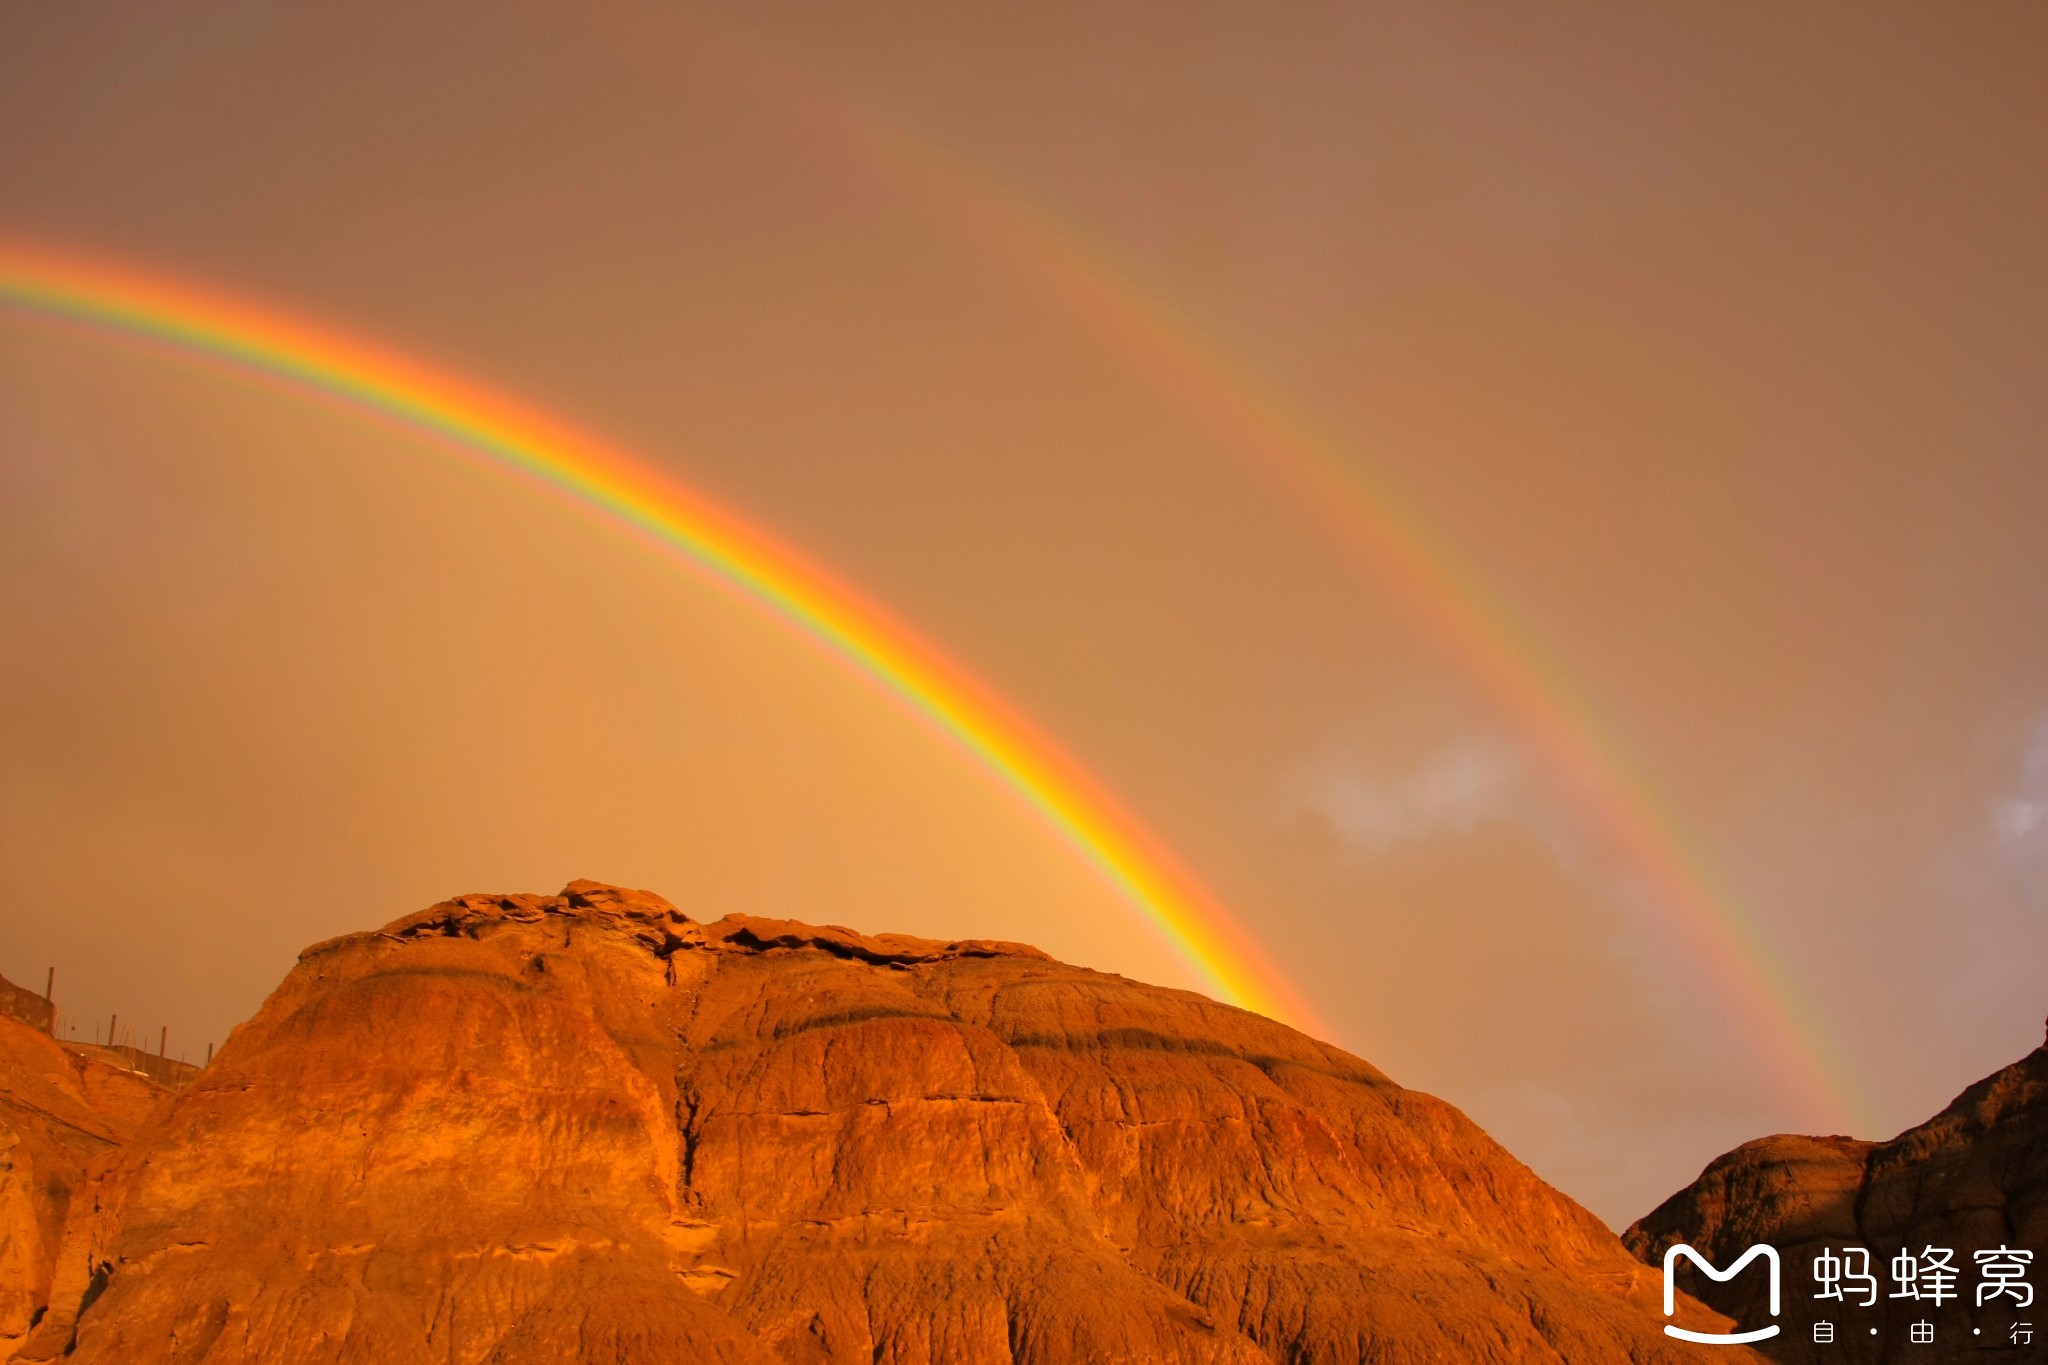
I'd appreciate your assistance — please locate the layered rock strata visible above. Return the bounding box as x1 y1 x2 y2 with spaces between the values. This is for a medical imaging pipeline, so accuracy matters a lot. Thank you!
21 881 1748 1362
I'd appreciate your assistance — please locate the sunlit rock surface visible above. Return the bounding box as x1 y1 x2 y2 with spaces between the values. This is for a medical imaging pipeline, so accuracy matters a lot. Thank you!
1627 1029 2048 1363
0 1000 169 1359
19 881 1746 1363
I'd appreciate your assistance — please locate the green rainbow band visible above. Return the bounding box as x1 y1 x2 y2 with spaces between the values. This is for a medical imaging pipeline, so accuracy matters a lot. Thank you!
0 238 1313 1030
693 30 1874 1132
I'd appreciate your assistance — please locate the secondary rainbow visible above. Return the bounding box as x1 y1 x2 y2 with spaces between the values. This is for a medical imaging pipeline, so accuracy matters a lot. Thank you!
672 19 1871 1130
0 238 1314 1031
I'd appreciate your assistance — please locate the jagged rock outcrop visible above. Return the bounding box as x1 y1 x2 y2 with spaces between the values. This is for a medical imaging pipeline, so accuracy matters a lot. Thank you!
1626 1027 2048 1363
21 881 1749 1362
0 1002 170 1359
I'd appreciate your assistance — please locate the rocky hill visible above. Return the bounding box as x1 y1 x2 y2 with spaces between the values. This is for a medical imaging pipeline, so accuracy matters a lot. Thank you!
1626 1026 2048 1363
0 991 172 1357
11 881 1750 1362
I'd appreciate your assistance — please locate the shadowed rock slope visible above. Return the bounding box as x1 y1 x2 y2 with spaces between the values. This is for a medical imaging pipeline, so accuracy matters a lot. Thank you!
1626 1027 2048 1363
0 1002 170 1358
21 882 1748 1363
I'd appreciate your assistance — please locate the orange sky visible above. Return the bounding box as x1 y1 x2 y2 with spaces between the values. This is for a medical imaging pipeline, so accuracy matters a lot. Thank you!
2 0 2044 1226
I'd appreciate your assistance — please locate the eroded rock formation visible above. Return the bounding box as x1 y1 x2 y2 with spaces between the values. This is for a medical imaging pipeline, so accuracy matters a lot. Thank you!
1626 1027 2048 1363
0 999 170 1358
18 882 1750 1362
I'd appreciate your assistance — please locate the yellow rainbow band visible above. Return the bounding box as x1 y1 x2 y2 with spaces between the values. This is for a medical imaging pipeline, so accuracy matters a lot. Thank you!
712 37 1872 1131
625 10 1868 1129
0 239 1313 1030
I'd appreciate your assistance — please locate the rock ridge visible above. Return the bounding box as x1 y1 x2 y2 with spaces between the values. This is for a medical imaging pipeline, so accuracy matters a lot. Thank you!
331 879 1056 971
1627 1027 2048 1363
12 881 1750 1363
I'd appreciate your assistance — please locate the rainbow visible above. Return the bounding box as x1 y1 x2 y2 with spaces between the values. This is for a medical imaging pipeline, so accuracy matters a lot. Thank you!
665 18 1872 1130
0 238 1315 1031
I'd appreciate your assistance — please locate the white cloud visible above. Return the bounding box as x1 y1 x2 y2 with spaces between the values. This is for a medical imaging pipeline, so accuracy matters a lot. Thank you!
1995 801 2045 843
1992 714 2048 849
1295 736 1530 852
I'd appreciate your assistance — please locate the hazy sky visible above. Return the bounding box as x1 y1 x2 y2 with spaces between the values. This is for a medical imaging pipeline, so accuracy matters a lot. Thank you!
2 1 2044 1227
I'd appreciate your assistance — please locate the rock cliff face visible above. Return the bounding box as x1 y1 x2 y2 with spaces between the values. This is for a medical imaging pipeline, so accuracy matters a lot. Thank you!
1625 1029 2048 1363
0 1003 170 1358
19 882 1749 1363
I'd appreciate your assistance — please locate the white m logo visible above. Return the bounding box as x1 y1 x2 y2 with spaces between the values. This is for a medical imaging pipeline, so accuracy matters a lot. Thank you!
1661 1243 1781 1345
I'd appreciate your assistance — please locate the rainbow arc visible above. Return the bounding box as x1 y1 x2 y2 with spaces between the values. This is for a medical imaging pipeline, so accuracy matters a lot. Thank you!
0 239 1314 1031
682 28 1871 1130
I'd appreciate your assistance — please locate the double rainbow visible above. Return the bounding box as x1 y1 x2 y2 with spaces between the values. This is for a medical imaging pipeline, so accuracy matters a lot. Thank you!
616 10 1868 1129
0 239 1313 1029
